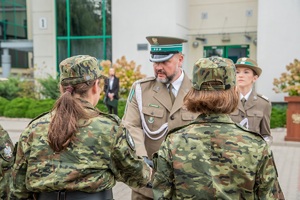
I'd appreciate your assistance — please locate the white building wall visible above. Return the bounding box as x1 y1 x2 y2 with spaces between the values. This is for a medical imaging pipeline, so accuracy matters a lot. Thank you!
187 0 258 76
257 0 300 102
112 0 258 78
112 0 189 76
31 0 56 79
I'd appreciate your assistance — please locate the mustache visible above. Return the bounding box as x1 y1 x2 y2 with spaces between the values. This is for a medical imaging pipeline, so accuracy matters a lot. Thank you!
156 69 166 74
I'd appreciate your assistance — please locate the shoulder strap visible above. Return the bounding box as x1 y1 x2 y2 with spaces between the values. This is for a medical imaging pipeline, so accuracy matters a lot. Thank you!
234 122 264 139
28 111 50 126
135 79 168 140
257 93 270 102
99 111 121 125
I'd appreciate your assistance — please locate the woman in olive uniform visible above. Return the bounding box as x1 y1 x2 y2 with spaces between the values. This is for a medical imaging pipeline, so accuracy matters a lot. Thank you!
230 57 272 142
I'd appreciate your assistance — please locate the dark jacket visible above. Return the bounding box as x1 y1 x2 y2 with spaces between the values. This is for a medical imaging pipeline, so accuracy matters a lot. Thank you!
104 76 119 100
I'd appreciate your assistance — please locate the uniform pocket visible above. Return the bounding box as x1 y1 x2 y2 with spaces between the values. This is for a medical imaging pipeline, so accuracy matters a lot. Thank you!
181 109 197 121
142 106 165 130
247 110 263 118
247 110 263 131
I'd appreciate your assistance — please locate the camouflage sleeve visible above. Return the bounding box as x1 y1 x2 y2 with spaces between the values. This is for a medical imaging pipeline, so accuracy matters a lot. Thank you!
9 126 35 199
0 125 15 200
152 140 174 199
110 125 151 188
255 147 285 199
122 82 148 157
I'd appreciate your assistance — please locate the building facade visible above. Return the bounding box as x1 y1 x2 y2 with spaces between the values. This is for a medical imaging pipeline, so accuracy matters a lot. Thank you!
1 0 300 102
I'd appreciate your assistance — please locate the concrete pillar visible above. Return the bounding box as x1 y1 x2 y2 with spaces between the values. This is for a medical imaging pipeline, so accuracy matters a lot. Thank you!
1 48 11 78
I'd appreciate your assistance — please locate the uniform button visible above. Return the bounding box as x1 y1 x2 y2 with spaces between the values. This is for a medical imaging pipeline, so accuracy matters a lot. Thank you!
170 116 174 120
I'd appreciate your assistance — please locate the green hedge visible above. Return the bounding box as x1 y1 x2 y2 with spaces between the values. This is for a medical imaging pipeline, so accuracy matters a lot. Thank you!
270 104 287 128
0 97 286 128
0 97 127 119
3 98 34 118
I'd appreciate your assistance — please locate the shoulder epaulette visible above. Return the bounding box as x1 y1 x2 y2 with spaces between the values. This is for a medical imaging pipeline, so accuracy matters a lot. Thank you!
257 93 270 102
98 111 121 125
234 122 264 140
28 111 50 126
136 77 156 84
166 121 198 139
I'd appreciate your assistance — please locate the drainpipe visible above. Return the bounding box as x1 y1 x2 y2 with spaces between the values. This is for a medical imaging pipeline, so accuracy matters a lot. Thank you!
1 48 11 78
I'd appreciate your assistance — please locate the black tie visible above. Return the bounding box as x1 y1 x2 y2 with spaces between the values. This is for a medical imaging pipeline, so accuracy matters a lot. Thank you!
169 84 175 104
241 98 246 107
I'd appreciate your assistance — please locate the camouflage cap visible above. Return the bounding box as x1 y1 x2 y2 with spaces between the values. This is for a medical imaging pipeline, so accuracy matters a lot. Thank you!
235 57 262 77
59 55 102 86
192 56 236 91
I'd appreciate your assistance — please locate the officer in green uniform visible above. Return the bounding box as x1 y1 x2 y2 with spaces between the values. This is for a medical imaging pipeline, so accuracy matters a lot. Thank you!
9 55 151 200
152 56 284 199
0 124 14 200
122 36 198 200
230 57 272 142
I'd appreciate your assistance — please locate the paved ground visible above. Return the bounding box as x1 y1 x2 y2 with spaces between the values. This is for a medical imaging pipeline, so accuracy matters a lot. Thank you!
1 117 299 200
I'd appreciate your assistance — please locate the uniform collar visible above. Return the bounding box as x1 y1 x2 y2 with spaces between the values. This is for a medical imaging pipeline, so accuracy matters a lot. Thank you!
167 69 184 96
195 113 235 124
240 89 252 101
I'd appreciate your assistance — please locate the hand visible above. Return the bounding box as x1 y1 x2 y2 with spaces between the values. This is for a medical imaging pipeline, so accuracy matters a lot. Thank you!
108 93 114 100
143 156 154 168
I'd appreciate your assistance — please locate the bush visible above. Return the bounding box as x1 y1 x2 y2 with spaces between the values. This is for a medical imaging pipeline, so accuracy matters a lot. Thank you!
100 56 146 99
0 77 20 100
270 104 287 128
25 99 56 118
0 97 9 116
0 97 287 129
3 98 34 118
273 59 300 96
96 99 127 119
37 76 60 99
18 79 38 99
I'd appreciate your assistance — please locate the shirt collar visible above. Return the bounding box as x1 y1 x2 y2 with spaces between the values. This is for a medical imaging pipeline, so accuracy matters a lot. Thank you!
167 69 184 96
240 89 252 101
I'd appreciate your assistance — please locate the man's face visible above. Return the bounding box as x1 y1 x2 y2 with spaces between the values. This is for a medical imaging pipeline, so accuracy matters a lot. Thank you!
109 68 115 76
153 54 183 84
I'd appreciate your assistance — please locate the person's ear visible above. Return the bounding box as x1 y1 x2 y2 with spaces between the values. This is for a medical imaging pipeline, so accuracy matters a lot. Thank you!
92 79 100 94
253 75 258 82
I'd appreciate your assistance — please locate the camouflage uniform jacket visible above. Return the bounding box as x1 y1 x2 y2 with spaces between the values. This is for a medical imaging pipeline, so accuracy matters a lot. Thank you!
153 113 284 200
0 124 14 200
10 99 151 199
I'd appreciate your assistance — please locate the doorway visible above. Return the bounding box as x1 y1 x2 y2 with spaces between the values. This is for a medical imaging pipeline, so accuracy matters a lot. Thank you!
204 45 249 63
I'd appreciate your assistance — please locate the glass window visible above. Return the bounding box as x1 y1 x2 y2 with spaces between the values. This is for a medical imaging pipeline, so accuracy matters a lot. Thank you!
57 40 68 66
56 0 112 70
70 39 104 59
56 0 67 36
0 0 28 69
69 0 102 36
0 0 27 40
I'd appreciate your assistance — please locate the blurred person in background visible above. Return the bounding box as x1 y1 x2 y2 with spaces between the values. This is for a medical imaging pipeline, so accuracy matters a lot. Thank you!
104 67 119 116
